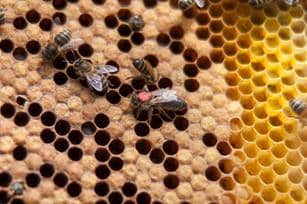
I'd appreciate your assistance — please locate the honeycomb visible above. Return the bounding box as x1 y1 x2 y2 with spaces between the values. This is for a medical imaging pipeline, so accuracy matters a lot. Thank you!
0 0 306 203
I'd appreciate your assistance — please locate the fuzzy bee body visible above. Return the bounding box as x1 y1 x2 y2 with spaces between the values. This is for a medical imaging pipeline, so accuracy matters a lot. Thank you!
54 29 72 46
289 99 307 125
128 15 145 31
10 181 25 196
41 43 60 62
74 59 118 93
249 0 299 7
0 7 5 25
132 59 159 83
178 0 205 10
131 89 187 122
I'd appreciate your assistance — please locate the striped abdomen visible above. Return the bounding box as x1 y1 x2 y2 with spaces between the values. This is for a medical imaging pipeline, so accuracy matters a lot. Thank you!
54 29 72 46
248 0 273 6
160 99 187 112
290 99 306 115
42 43 59 62
178 0 194 10
0 8 5 25
133 59 151 80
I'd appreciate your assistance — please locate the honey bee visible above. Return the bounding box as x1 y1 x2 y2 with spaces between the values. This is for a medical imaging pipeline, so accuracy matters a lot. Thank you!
0 7 5 25
178 0 205 11
73 58 119 93
128 15 145 31
9 181 25 196
131 89 187 123
248 0 299 7
132 59 159 84
288 98 307 125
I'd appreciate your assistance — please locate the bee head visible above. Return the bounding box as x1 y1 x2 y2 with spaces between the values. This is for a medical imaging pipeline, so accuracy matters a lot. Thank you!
132 59 142 68
75 59 89 72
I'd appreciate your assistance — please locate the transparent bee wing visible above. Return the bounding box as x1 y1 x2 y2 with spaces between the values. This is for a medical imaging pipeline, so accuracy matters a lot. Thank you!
281 0 298 5
96 64 119 74
195 0 205 8
86 73 103 92
61 38 84 51
150 89 179 103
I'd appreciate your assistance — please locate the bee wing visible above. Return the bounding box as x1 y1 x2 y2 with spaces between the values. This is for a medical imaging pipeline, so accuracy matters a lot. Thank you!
96 64 119 74
61 38 84 51
282 0 298 5
194 0 205 8
86 73 103 92
150 89 179 103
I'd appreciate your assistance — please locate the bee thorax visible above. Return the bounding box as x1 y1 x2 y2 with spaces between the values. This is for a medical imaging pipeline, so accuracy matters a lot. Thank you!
138 92 152 102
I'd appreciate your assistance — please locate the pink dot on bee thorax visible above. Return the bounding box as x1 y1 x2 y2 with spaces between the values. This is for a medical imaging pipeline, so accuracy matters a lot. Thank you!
138 92 151 102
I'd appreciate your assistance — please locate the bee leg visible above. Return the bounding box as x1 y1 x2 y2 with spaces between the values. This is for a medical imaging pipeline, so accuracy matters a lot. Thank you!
156 106 172 121
148 107 153 124
135 108 142 120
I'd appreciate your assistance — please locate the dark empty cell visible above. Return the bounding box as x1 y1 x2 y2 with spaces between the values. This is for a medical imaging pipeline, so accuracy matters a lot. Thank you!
96 200 108 204
95 130 111 145
184 79 199 92
28 102 42 117
217 141 232 155
53 56 67 70
157 33 170 46
109 139 124 154
209 35 224 48
41 111 57 127
106 91 121 104
134 122 150 137
164 157 179 171
81 121 96 135
16 96 27 106
108 76 121 89
150 115 162 129
66 66 79 79
0 171 12 187
173 116 189 131
53 12 66 25
55 120 70 136
209 4 223 17
54 138 69 152
117 39 132 52
105 15 118 28
209 20 224 33
67 182 81 197
196 13 210 25
92 0 105 4
133 109 148 121
0 39 14 53
26 9 41 23
205 166 221 181
26 173 40 187
0 191 9 204
144 54 159 67
95 164 110 179
40 128 56 143
26 40 41 54
218 159 234 174
53 172 68 187
68 147 83 161
153 202 162 204
52 0 67 10
95 182 109 196
158 77 172 88
78 43 94 57
53 72 68 85
119 84 133 97
135 139 151 155
95 148 110 162
13 17 27 29
13 47 27 61
108 157 123 171
163 140 178 155
117 24 132 37
210 49 224 63
1 103 15 118
39 18 53 31
149 148 165 164
183 48 198 62
14 112 30 127
202 133 217 147
117 9 131 21
118 0 131 6
39 163 55 178
68 0 78 2
122 182 137 197
183 7 197 18
183 64 199 77
143 0 157 7
197 56 211 69
94 113 110 129
108 191 123 204
68 130 83 144
13 146 27 160
169 41 184 54
11 198 25 204
146 85 158 91
131 78 145 90
79 13 93 27
137 192 151 204
169 25 184 39
131 32 145 45
163 174 179 189
196 27 210 40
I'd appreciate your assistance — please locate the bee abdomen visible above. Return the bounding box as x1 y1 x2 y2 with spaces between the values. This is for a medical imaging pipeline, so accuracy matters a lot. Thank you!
54 29 72 46
42 44 59 61
128 15 145 31
101 76 109 93
0 8 5 25
178 0 194 10
290 99 306 114
133 59 150 75
248 0 272 6
162 99 187 111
